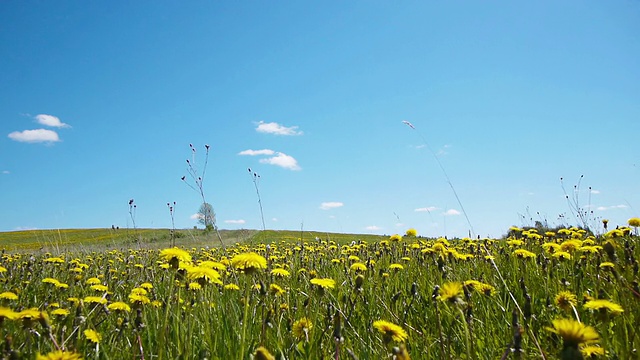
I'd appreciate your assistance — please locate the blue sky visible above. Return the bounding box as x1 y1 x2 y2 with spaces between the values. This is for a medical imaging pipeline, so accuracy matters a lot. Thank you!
1 1 639 238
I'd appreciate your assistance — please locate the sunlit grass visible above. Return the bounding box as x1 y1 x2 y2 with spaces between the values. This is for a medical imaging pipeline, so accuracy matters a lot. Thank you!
0 227 638 359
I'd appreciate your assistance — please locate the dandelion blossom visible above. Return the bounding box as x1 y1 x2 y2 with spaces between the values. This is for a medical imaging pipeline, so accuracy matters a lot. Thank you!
373 320 408 343
0 292 18 300
438 282 464 304
253 346 275 360
36 350 83 360
84 329 101 344
270 268 290 277
546 318 599 347
583 299 624 315
555 291 578 311
231 252 267 273
292 317 313 340
513 249 536 259
310 278 336 289
107 302 131 313
350 262 367 273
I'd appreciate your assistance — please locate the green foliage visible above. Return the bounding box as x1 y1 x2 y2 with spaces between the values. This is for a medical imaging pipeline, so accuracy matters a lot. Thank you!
0 229 638 359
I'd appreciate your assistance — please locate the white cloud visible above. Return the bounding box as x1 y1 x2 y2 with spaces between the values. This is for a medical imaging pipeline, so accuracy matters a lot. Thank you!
256 121 303 136
596 205 628 211
8 129 60 143
320 202 344 210
365 225 382 231
590 189 600 194
271 218 278 222
443 209 461 216
35 114 70 128
224 219 246 224
2 170 9 175
190 213 203 220
395 223 404 227
259 152 301 170
415 206 438 212
14 226 38 231
238 149 276 156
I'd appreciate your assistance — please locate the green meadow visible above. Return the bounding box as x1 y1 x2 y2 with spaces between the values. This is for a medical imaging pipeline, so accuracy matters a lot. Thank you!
0 225 638 359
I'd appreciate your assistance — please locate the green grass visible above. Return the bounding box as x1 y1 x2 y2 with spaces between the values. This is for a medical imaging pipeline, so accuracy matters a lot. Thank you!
0 227 637 359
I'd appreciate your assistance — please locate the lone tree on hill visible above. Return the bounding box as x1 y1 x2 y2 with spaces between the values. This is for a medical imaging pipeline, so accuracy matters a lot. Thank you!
197 202 216 230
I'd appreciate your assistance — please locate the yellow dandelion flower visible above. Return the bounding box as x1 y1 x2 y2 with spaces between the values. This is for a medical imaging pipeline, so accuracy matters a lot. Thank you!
507 239 524 247
90 284 108 292
231 252 267 272
546 318 599 347
187 266 222 285
254 346 275 360
51 308 70 317
224 283 240 291
389 234 403 242
0 307 18 320
581 345 605 358
44 257 65 264
188 282 202 291
552 251 571 260
107 302 131 312
83 296 107 305
36 350 83 360
270 268 291 277
350 262 367 272
583 299 624 315
439 282 464 304
405 228 418 237
84 329 101 343
560 240 583 252
310 278 335 289
373 320 408 343
0 292 18 300
513 249 536 259
17 308 43 320
269 284 286 296
159 247 192 262
85 277 101 285
292 317 313 340
128 293 151 306
140 282 153 290
628 217 640 228
598 262 615 270
555 291 578 311
130 287 147 296
389 263 404 271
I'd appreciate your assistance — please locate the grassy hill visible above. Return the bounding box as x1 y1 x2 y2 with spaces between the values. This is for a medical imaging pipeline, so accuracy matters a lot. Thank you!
0 227 389 253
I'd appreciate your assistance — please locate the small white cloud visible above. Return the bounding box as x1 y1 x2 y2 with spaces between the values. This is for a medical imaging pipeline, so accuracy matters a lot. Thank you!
443 209 461 216
259 152 301 170
190 213 203 220
590 189 600 194
2 170 9 174
14 226 38 231
320 202 344 210
256 121 303 136
596 205 628 211
238 149 276 156
365 225 382 231
415 206 438 212
395 222 404 227
271 218 278 222
8 129 60 143
224 219 246 224
35 114 70 128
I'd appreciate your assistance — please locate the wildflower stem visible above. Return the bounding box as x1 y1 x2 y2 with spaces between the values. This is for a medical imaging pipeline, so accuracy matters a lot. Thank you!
239 282 251 360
